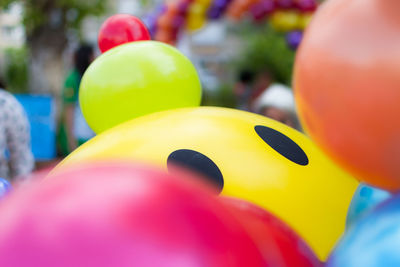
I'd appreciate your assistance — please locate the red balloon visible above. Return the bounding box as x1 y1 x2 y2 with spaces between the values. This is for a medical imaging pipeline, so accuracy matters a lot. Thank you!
294 0 400 191
222 197 322 267
0 163 266 267
98 14 151 53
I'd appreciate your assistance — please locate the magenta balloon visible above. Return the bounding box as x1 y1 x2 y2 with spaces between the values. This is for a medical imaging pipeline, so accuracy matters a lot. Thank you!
260 0 276 13
276 0 295 9
172 15 185 29
250 0 276 21
296 0 317 12
177 1 191 14
0 163 266 267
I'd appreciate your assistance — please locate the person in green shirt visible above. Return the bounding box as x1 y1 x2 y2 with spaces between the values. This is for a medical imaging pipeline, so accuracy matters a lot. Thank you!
58 44 95 156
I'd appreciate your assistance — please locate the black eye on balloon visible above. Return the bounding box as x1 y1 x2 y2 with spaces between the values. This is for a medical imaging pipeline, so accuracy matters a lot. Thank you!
167 149 224 193
255 125 309 166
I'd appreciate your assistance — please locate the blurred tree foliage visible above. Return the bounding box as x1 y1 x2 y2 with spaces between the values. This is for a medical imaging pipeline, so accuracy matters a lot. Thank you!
0 0 106 35
0 0 107 94
202 21 296 108
202 84 237 108
4 47 28 93
231 22 296 86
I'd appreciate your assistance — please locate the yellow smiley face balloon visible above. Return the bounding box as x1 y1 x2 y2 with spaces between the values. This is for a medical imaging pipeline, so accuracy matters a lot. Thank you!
57 107 357 261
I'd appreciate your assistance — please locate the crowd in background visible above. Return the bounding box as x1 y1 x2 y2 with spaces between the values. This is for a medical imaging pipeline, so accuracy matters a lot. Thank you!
234 69 301 130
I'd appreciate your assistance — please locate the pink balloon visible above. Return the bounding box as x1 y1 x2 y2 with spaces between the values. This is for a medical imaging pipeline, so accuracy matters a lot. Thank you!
0 163 266 267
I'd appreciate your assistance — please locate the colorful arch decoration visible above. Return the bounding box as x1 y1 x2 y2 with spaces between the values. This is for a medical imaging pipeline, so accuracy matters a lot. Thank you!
143 0 319 49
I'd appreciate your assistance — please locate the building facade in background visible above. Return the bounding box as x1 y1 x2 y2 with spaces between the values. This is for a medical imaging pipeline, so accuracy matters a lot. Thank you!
0 3 24 50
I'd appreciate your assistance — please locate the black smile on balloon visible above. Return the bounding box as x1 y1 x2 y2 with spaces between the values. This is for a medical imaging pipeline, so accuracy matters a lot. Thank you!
167 149 224 193
255 125 309 166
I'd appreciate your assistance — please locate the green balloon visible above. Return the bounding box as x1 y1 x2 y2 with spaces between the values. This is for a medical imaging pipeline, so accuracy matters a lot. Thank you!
80 41 202 133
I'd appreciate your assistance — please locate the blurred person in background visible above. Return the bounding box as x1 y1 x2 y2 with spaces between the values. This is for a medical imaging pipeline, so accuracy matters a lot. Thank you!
58 44 95 156
0 79 34 181
249 69 274 111
254 84 302 131
234 69 255 111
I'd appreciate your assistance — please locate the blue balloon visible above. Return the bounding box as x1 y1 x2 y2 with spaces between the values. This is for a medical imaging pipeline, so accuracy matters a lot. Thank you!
0 178 12 198
346 183 391 227
327 194 400 267
207 0 231 20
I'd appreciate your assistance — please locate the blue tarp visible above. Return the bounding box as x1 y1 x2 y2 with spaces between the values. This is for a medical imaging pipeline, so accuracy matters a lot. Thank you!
15 95 56 161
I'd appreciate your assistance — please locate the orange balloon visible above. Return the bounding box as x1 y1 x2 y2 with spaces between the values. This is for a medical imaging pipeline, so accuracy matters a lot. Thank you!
154 30 176 45
165 2 181 17
227 0 257 20
294 0 400 191
238 0 258 9
226 7 241 20
157 13 173 31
